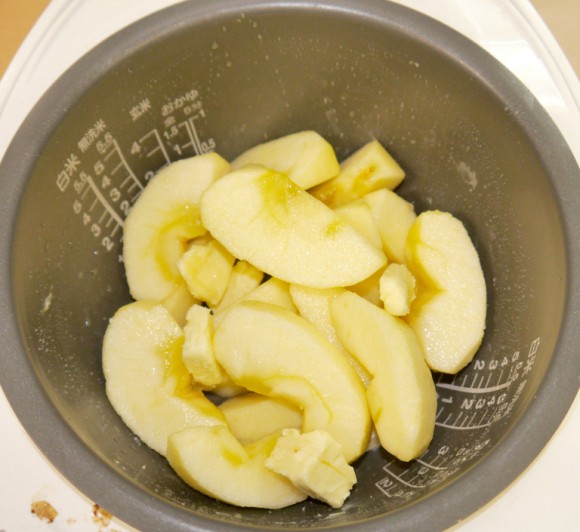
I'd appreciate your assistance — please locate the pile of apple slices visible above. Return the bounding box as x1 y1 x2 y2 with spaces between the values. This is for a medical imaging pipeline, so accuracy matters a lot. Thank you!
102 131 487 509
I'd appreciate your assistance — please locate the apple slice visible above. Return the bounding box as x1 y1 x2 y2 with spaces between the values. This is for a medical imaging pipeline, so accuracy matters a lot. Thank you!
177 238 235 306
161 283 198 327
405 210 487 373
310 139 405 208
213 301 372 463
334 199 383 250
330 291 437 462
219 393 302 445
364 188 416 263
211 260 264 314
289 284 370 386
379 263 416 316
348 266 386 307
241 277 297 313
200 165 386 288
265 428 356 508
167 426 307 509
102 301 225 455
231 130 340 189
123 153 230 301
182 304 223 389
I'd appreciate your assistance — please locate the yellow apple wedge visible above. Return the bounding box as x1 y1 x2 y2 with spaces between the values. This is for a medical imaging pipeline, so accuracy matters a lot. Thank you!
240 277 297 313
102 301 225 456
380 263 416 317
405 210 487 373
211 260 264 314
167 426 307 509
123 153 231 301
364 188 416 264
213 301 372 463
200 165 386 288
182 304 224 389
219 393 302 445
161 283 198 327
334 199 383 250
177 238 235 306
289 284 370 386
330 291 437 462
310 139 405 208
231 130 340 189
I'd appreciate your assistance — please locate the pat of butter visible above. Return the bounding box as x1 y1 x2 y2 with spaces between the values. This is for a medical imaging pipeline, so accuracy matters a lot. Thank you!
265 428 356 508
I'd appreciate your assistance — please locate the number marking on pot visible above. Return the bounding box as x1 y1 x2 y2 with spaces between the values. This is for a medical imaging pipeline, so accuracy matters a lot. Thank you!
374 337 541 501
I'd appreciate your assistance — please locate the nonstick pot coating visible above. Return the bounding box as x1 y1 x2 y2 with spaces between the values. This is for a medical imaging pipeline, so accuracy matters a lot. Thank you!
0 1 579 530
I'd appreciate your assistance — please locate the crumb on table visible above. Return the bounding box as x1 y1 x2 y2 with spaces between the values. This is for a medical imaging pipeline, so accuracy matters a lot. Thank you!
31 500 58 523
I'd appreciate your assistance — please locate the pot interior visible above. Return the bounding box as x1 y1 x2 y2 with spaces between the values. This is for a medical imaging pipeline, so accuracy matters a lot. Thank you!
5 1 574 529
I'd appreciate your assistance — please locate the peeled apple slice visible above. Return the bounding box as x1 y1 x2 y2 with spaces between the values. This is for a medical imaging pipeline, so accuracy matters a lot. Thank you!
334 199 383 250
182 304 223 389
200 165 386 288
213 301 372 463
177 238 235 306
310 139 405 208
219 393 302 445
364 187 416 264
161 283 198 327
231 130 340 189
289 284 370 386
167 426 307 509
330 291 437 462
211 260 264 313
102 301 225 455
379 263 416 317
405 210 487 373
123 153 231 301
240 277 297 313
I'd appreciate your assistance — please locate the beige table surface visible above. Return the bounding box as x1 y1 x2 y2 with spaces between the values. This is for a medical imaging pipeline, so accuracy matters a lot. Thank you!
1 0 580 78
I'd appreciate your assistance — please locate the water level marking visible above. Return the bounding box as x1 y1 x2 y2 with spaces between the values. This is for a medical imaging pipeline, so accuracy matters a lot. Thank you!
381 466 426 489
416 458 447 471
103 139 142 191
435 420 491 430
139 129 171 165
86 176 124 227
436 381 511 394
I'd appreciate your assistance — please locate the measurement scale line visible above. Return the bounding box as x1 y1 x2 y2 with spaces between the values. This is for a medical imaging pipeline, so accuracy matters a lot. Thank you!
188 117 203 154
435 421 491 430
111 161 125 176
485 373 492 388
479 409 491 427
416 458 447 471
86 177 124 227
381 467 426 489
151 129 171 164
103 144 116 161
436 381 511 394
113 140 142 190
